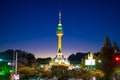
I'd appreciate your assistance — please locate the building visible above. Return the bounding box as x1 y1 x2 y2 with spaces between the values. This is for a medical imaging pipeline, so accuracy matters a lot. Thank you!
85 52 96 70
49 11 70 67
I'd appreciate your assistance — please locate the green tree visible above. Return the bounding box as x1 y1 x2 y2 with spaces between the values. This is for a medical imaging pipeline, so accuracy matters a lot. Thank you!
36 57 51 64
98 36 115 80
18 67 35 79
95 69 105 78
80 58 85 69
40 70 52 78
51 65 69 80
112 41 119 52
69 69 85 79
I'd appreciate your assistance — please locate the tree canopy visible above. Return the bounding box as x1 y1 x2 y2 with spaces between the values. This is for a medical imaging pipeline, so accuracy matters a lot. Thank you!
98 36 115 80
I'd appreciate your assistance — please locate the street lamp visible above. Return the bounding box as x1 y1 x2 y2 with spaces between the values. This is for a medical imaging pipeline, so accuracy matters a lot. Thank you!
98 60 101 63
0 59 3 61
98 60 102 69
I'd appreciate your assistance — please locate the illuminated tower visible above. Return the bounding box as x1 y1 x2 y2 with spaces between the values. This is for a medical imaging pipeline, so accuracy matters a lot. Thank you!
56 11 63 58
49 11 70 66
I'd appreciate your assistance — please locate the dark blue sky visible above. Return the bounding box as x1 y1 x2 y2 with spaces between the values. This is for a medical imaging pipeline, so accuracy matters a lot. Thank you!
0 0 120 58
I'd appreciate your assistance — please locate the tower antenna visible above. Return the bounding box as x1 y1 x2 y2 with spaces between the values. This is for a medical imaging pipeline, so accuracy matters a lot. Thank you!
59 11 62 24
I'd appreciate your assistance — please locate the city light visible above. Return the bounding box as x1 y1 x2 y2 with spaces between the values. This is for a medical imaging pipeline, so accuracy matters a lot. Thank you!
116 57 119 61
0 59 3 61
57 27 62 31
98 60 101 63
115 56 120 61
114 54 120 62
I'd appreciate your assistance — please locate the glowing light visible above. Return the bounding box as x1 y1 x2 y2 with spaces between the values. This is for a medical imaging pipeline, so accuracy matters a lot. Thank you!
58 23 62 26
115 57 119 61
10 70 13 73
98 60 101 63
57 26 62 31
75 65 79 68
0 71 5 75
8 62 11 65
0 59 3 61
85 59 95 65
41 65 44 68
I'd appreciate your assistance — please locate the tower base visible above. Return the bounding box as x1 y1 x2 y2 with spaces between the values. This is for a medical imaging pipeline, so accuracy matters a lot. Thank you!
49 54 70 66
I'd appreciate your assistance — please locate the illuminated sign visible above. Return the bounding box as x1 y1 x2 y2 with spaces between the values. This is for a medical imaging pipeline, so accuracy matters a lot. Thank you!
85 59 95 65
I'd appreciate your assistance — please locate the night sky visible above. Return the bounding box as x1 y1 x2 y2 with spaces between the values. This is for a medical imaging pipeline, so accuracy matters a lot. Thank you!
0 0 120 58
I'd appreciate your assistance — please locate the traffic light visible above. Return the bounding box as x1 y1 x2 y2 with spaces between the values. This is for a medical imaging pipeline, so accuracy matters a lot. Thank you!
115 57 119 61
115 56 120 62
114 53 120 63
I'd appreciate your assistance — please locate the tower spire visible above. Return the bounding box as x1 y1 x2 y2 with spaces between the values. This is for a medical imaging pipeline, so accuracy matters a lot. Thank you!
56 11 63 57
49 11 70 67
59 11 61 24
58 11 62 26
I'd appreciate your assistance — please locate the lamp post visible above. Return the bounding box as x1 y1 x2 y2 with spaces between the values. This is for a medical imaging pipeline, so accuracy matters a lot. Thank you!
11 50 19 80
14 51 19 80
98 60 102 69
98 60 101 63
15 52 17 75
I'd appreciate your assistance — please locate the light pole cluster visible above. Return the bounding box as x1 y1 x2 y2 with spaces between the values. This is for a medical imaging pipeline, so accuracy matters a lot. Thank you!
0 50 19 80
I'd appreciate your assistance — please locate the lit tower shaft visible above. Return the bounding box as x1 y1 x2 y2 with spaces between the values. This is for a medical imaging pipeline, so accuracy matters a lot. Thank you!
49 11 70 66
56 11 63 57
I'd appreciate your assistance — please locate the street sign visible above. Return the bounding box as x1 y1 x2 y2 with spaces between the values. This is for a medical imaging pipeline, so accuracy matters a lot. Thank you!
85 59 95 65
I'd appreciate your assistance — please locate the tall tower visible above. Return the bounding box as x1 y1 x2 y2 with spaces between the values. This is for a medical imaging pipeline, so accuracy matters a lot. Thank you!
56 11 63 58
49 11 70 66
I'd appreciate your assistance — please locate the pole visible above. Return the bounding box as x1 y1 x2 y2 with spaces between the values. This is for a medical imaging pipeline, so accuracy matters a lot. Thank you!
15 52 17 75
13 50 15 74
